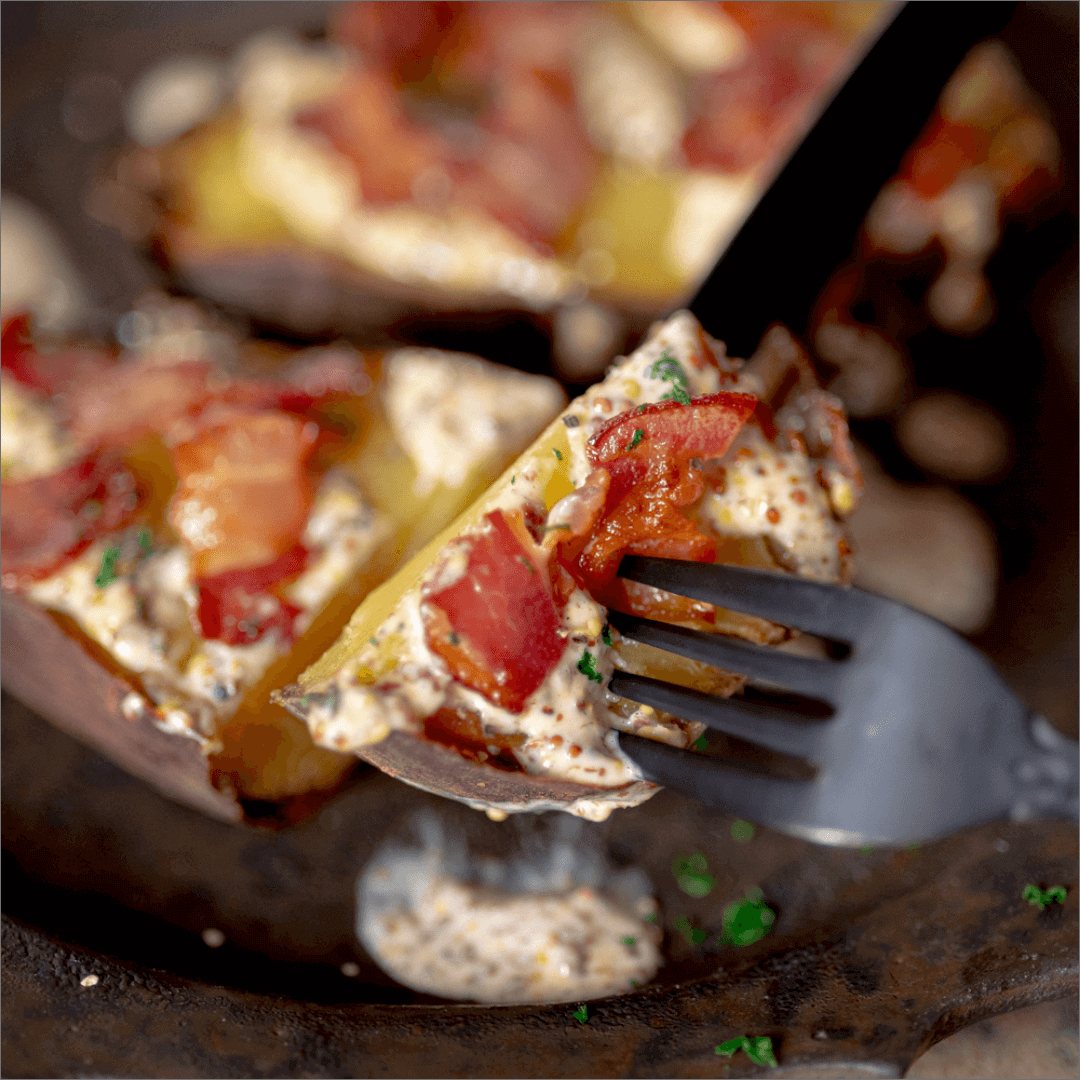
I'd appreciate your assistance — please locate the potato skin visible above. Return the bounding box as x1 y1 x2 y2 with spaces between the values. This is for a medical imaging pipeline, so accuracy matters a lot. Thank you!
1 590 242 824
353 728 621 813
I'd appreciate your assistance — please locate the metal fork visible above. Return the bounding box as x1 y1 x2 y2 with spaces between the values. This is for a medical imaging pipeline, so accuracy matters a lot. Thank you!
609 556 1079 848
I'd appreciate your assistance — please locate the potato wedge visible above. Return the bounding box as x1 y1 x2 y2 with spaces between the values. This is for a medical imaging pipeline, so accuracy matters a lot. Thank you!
277 313 861 821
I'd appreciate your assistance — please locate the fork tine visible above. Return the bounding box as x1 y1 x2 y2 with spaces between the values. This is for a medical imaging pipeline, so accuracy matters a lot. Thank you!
608 611 841 703
618 556 867 642
618 731 812 823
609 671 828 760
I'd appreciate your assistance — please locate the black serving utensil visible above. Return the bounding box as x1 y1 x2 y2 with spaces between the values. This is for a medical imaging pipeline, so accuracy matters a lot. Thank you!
689 1 1018 356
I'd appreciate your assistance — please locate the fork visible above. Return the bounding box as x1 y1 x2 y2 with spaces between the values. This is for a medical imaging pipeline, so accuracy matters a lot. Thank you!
608 556 1079 848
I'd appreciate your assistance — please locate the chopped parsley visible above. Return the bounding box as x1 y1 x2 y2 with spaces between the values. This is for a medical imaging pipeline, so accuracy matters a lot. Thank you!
577 650 602 683
511 475 516 484
369 637 378 646
621 936 637 946
553 448 563 461
448 632 461 646
643 913 657 924
730 819 755 844
601 623 613 646
715 1036 778 1068
517 555 537 575
720 887 775 947
859 844 875 855
673 851 715 898
137 528 153 555
674 915 707 945
691 734 708 752
625 428 644 451
572 1004 588 1024
94 545 122 588
649 353 691 406
1023 884 1067 911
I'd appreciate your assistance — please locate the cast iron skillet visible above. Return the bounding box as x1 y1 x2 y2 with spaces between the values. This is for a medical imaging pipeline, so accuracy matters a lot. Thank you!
2 3 1077 1077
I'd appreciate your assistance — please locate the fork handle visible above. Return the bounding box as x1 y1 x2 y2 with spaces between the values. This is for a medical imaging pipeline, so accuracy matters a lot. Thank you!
1009 715 1080 824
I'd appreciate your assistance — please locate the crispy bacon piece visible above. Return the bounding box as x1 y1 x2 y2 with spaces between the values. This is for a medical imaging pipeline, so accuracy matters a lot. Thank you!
297 66 450 204
422 706 525 771
571 393 757 589
168 410 317 579
332 1 463 86
0 453 141 585
903 114 989 200
683 4 847 173
66 361 213 451
308 1 598 247
195 544 308 645
424 509 565 712
3 316 114 400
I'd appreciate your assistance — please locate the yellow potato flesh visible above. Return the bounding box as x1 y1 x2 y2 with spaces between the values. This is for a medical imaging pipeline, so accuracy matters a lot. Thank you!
213 366 552 803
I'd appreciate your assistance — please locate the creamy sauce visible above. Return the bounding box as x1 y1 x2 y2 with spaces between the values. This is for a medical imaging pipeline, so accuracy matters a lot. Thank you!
364 877 660 1004
0 374 80 480
287 471 390 626
382 350 567 497
700 423 848 582
357 813 661 1004
575 15 685 169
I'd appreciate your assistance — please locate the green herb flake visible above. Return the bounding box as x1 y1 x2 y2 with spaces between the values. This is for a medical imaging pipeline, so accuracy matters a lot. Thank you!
517 555 537 575
715 1036 778 1068
643 913 657 924
663 384 692 406
369 637 378 646
621 936 637 946
626 428 644 451
553 448 563 461
1023 884 1067 911
448 632 461 646
731 819 755 844
906 841 922 851
511 475 516 484
577 650 603 683
719 889 776 947
601 623 613 646
649 353 692 406
691 734 708 752
572 1004 588 1025
674 915 707 946
137 528 154 556
673 851 715 898
859 844 875 855
94 546 122 589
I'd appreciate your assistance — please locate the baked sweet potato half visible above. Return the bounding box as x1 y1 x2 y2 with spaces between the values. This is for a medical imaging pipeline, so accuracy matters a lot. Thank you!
0 302 564 824
276 312 862 820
